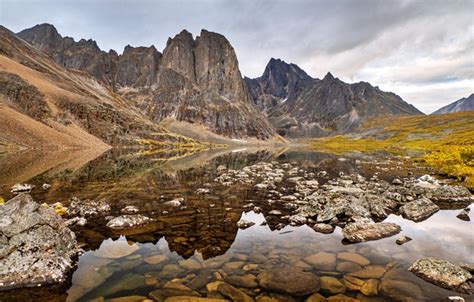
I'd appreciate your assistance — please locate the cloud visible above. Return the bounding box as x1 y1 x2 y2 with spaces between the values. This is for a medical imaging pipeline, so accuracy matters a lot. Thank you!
1 0 472 113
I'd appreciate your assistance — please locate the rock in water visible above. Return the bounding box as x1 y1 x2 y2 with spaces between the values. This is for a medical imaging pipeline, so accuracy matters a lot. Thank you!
399 197 439 222
409 258 472 294
342 222 401 243
236 220 255 229
257 267 320 296
106 214 153 229
11 183 34 193
0 194 79 290
456 210 470 221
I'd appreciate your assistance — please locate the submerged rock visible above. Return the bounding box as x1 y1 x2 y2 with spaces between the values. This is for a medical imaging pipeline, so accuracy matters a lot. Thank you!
399 197 439 222
106 214 153 229
342 222 401 243
257 267 320 296
0 194 80 290
409 258 472 294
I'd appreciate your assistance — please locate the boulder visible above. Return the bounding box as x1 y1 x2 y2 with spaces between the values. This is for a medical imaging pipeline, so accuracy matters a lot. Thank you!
313 223 335 234
68 197 110 217
237 220 256 229
106 214 153 229
0 194 80 290
409 258 472 294
342 222 401 243
257 267 320 296
399 198 439 222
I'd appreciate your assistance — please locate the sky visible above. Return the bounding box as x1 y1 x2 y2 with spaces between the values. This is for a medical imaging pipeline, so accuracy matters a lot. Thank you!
1 0 473 113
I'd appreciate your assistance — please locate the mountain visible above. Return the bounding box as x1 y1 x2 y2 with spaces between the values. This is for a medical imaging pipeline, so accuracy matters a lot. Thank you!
245 58 314 114
432 94 474 115
0 25 157 150
269 72 423 137
17 24 276 140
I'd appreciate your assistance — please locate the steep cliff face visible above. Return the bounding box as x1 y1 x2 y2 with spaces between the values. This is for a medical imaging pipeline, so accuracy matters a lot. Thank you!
18 24 276 140
245 58 314 114
432 93 474 115
115 45 161 88
147 30 275 139
270 72 423 137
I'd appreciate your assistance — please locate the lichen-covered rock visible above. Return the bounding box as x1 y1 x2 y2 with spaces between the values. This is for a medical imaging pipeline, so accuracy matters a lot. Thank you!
409 258 472 294
399 197 439 222
342 222 401 243
68 197 111 217
0 194 79 290
257 267 320 296
106 214 154 229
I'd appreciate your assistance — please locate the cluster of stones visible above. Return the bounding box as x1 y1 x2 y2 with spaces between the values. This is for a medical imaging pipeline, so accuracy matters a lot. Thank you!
215 161 472 243
65 237 473 302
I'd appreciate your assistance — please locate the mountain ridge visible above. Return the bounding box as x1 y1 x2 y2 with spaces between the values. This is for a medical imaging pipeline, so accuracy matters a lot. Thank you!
17 23 277 140
432 93 474 115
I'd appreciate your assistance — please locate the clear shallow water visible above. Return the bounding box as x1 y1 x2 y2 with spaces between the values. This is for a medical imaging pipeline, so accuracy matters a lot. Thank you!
0 148 472 301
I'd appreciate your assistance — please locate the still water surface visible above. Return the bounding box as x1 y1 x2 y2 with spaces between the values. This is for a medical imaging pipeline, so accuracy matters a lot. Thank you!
0 148 472 301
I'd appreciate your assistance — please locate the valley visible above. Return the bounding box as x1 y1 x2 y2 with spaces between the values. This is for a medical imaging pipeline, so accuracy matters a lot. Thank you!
0 17 473 302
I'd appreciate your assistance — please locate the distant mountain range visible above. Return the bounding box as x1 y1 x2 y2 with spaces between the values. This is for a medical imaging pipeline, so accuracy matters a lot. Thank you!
245 59 423 137
432 94 474 115
0 23 434 149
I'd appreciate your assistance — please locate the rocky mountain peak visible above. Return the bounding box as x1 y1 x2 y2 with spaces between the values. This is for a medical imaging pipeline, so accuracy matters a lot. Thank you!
322 72 336 82
432 93 474 114
245 58 314 114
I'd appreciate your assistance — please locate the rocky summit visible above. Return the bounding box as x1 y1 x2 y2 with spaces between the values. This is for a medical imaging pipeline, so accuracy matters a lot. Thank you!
269 72 423 137
245 58 314 115
17 24 275 140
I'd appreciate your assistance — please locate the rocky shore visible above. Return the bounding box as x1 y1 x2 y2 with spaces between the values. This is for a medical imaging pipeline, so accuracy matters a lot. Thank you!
1 159 472 300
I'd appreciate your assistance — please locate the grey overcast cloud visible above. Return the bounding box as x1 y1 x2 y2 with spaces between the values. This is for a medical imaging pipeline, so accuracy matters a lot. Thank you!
1 0 473 113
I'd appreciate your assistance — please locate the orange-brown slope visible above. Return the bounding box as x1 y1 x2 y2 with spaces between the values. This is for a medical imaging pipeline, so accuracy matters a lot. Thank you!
0 25 156 149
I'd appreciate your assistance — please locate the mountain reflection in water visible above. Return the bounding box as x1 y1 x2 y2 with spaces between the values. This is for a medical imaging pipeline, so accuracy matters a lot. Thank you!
0 147 472 302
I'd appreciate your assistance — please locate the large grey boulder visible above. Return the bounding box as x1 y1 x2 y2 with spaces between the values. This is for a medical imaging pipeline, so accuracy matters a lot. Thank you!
0 194 80 290
342 222 401 243
399 197 439 222
409 258 472 294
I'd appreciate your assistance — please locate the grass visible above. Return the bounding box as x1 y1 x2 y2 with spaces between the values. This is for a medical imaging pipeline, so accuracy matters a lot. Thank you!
135 132 227 160
311 111 474 188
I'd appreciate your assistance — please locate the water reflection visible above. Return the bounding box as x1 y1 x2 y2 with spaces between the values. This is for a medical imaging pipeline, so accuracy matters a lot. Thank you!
0 147 472 301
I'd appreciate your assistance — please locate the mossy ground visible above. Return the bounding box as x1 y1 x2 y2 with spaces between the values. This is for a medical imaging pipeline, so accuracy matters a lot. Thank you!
311 112 474 188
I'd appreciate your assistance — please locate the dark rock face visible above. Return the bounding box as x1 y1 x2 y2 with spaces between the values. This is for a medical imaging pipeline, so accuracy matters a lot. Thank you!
432 93 474 114
145 29 275 139
270 72 424 137
245 58 314 114
114 45 161 88
0 194 80 290
17 24 115 84
18 24 275 139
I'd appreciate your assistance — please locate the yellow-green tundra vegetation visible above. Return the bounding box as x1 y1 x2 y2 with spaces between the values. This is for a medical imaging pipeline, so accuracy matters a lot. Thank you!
311 111 474 188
